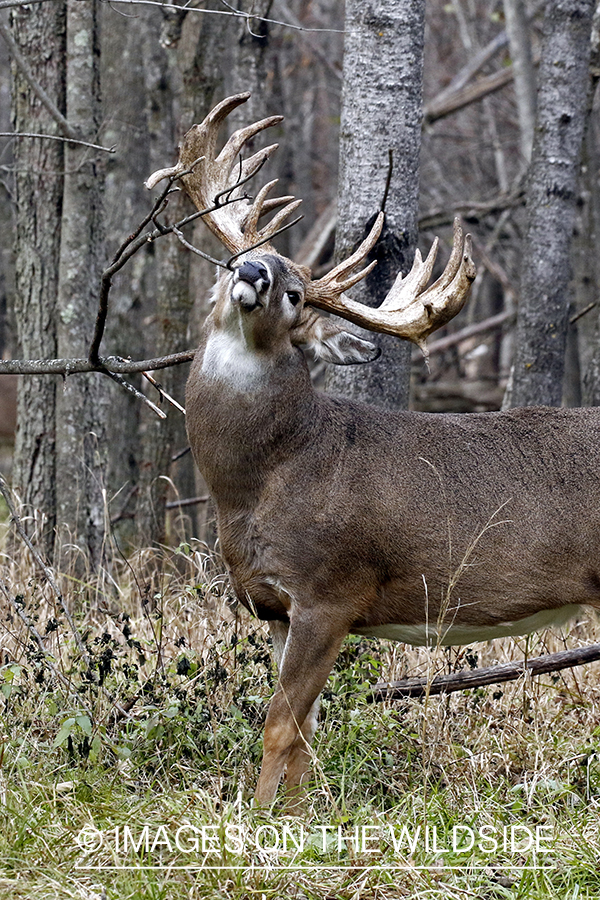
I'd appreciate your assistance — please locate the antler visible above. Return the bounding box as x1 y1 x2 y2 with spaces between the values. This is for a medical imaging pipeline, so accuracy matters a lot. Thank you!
305 217 476 360
145 92 302 254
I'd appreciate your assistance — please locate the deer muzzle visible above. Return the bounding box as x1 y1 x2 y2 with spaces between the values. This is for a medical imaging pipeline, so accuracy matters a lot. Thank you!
231 260 270 310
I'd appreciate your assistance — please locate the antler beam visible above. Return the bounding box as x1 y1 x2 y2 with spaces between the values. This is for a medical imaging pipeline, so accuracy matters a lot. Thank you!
306 217 476 359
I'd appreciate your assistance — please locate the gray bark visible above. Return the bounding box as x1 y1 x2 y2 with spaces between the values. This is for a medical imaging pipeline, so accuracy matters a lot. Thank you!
502 0 537 163
101 8 154 540
579 6 600 406
9 0 65 553
507 0 595 409
55 0 107 565
136 6 224 546
324 0 425 411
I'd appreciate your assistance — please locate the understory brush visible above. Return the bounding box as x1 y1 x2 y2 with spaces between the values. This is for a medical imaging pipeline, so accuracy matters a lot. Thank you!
1 515 600 899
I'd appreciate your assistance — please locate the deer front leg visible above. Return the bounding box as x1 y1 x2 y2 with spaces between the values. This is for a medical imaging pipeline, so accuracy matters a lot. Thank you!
267 621 321 809
255 613 348 806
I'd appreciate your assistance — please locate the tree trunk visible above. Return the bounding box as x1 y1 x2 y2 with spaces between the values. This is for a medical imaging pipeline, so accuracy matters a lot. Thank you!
9 1 65 554
55 0 107 567
324 0 425 411
101 8 155 544
502 0 537 164
578 6 600 407
136 5 224 547
507 0 594 409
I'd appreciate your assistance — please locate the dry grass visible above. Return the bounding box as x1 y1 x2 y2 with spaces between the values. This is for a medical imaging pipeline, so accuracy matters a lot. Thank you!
1 505 600 898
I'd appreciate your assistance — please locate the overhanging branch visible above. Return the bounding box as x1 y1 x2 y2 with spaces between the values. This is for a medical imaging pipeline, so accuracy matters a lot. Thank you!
0 350 196 376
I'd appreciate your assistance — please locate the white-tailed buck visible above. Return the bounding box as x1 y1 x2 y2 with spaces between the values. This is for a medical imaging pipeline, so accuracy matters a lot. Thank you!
147 94 600 806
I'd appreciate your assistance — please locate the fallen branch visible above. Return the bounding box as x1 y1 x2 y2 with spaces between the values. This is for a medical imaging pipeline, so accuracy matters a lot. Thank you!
368 643 600 701
424 56 539 125
416 310 515 359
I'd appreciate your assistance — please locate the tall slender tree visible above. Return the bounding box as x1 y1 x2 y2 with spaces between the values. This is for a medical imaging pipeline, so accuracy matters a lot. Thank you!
324 0 425 410
9 1 65 553
507 0 595 409
55 0 106 566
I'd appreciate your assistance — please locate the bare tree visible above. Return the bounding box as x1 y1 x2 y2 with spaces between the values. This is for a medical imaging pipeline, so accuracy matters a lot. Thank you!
55 0 106 566
324 0 425 410
8 0 65 553
507 0 595 409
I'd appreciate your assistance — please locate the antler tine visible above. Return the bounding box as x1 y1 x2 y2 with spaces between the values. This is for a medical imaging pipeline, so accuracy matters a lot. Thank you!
241 180 303 246
423 217 466 296
379 239 439 312
199 92 254 163
217 118 284 179
257 194 296 216
306 212 384 303
146 92 297 254
305 217 476 359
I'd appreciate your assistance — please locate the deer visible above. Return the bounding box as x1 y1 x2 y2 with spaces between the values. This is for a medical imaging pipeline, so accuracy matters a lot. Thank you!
146 93 600 808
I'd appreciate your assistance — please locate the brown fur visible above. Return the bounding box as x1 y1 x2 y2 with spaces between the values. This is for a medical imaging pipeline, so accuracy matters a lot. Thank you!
186 257 600 807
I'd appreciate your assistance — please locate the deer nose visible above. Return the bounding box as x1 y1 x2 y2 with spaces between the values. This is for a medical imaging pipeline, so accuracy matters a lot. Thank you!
236 261 270 288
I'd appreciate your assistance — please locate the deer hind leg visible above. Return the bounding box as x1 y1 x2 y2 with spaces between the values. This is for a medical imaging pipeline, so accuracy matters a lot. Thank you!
255 613 347 807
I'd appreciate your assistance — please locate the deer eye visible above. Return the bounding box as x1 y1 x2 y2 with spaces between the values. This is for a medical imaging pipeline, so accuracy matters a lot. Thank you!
285 291 301 306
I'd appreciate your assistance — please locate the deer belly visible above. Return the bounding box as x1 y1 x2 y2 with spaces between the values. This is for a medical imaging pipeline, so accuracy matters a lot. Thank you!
352 603 584 647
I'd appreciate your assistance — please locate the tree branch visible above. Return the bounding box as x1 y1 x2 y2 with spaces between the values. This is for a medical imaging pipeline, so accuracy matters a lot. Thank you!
417 309 515 359
424 54 540 125
0 20 80 141
368 643 600 701
0 350 196 376
0 131 115 153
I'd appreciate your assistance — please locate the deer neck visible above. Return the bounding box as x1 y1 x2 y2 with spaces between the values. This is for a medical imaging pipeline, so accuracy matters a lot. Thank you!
185 324 317 509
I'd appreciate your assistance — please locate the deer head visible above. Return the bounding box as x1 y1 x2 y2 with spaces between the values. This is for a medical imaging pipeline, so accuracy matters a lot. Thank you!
146 92 476 368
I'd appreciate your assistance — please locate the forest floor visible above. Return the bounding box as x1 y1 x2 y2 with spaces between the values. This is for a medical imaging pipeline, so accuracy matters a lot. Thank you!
1 508 600 900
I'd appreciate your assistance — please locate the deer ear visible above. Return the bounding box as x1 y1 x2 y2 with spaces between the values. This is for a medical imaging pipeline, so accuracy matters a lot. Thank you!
290 308 381 366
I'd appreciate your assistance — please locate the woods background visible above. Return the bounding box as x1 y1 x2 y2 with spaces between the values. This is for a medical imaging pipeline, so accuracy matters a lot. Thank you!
0 0 599 563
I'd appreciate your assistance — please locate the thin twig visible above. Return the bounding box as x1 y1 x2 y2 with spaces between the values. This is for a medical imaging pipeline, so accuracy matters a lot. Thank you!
171 225 224 266
226 215 304 267
108 0 345 32
368 643 600 701
570 302 597 325
142 372 186 414
165 495 209 509
88 178 175 366
104 370 167 419
0 20 80 141
0 132 115 153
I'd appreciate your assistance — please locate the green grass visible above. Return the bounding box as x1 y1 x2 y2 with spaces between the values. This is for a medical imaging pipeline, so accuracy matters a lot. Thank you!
1 537 600 898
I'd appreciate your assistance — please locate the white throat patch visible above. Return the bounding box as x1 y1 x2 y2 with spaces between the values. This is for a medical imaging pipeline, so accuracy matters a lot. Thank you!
201 330 267 388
